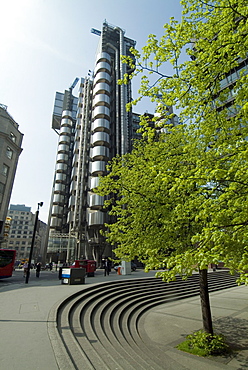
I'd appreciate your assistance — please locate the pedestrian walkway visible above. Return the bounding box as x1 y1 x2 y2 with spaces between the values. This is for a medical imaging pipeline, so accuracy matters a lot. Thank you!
0 269 247 369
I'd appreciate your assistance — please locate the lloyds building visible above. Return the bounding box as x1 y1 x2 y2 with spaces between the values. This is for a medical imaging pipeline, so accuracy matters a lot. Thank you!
46 22 137 263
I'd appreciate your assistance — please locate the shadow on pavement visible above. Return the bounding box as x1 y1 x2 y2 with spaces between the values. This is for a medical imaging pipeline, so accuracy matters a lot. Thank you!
213 316 248 369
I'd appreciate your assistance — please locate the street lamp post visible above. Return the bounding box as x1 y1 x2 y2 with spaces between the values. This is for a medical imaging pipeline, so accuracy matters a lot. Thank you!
25 202 43 284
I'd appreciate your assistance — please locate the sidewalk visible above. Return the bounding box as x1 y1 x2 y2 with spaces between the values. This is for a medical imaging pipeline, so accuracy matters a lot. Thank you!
0 269 247 369
141 284 248 369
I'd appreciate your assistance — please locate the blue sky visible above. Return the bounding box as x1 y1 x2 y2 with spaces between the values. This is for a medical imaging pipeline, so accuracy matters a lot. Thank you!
0 0 182 222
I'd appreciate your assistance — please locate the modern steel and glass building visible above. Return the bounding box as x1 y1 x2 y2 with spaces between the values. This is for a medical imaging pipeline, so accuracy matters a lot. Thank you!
46 22 137 264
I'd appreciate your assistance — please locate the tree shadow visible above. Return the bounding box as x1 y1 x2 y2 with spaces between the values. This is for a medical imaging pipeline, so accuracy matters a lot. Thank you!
213 316 248 369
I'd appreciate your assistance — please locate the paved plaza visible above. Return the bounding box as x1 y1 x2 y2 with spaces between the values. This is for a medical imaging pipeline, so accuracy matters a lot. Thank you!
0 269 247 369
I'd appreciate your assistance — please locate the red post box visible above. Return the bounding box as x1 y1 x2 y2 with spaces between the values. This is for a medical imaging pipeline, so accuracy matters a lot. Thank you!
71 260 96 277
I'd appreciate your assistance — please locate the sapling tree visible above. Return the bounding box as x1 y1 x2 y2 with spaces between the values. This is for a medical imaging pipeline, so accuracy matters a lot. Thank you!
96 0 248 335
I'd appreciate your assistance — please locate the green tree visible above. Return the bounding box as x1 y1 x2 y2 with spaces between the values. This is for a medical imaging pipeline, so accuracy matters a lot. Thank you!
97 126 214 334
121 0 248 285
96 0 248 336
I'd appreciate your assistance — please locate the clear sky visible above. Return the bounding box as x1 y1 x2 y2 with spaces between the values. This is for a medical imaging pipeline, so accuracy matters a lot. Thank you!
0 0 182 222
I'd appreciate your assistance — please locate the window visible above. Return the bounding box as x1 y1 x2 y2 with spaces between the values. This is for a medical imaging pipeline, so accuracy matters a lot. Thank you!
2 164 9 177
219 78 228 89
6 146 13 159
10 132 16 142
237 65 248 77
54 106 62 115
0 182 5 195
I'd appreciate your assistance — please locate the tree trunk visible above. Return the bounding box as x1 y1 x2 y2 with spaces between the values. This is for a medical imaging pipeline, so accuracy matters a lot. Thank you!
199 268 213 335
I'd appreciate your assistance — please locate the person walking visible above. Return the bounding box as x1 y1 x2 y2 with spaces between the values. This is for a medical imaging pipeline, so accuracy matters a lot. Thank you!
23 262 28 278
103 258 111 276
36 262 41 278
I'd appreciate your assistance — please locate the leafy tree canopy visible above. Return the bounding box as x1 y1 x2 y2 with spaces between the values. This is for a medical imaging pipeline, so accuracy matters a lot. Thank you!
122 0 248 128
96 0 248 284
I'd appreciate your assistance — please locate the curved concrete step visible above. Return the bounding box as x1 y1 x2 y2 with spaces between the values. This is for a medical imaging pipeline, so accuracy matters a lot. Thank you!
50 271 239 369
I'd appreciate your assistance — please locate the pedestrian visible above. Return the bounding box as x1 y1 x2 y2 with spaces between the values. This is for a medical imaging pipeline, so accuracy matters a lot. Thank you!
23 262 28 278
36 262 41 278
58 266 63 280
104 258 111 276
49 262 53 271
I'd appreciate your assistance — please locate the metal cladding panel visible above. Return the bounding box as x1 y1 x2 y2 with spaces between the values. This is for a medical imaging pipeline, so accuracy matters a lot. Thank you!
52 205 63 215
93 83 110 96
57 153 69 162
92 106 110 119
69 181 76 193
59 126 71 135
67 212 73 223
72 154 79 165
93 94 110 107
61 118 72 125
59 135 70 144
50 217 62 228
53 194 64 203
56 163 68 171
89 176 100 190
94 72 111 84
58 143 69 152
68 195 75 207
54 183 66 192
62 110 73 118
91 146 109 160
71 166 78 178
90 161 106 175
88 210 105 226
94 61 111 74
74 140 80 151
55 173 67 182
92 118 110 132
91 132 110 146
96 52 111 64
89 194 104 208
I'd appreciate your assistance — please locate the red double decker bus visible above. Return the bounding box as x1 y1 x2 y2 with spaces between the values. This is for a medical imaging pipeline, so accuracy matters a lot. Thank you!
0 249 16 278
